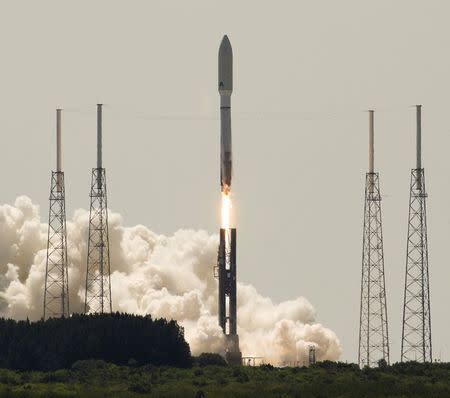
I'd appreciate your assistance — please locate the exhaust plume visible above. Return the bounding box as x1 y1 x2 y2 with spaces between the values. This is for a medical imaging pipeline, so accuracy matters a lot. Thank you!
0 196 341 364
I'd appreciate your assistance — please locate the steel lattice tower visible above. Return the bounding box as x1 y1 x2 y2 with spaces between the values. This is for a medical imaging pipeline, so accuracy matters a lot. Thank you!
217 228 241 364
401 105 432 362
358 110 390 368
43 109 69 319
84 104 112 314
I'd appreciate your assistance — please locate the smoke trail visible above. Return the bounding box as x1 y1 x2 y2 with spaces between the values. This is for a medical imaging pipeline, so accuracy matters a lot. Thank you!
0 196 341 364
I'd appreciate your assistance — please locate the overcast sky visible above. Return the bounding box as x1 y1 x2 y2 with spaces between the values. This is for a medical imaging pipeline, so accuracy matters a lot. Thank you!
1 0 450 363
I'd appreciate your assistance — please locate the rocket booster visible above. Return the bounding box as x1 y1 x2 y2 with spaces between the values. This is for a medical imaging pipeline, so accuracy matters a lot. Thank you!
219 35 233 193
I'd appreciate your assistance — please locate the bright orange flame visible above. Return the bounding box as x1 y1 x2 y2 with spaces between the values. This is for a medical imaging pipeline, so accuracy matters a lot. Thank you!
221 190 232 229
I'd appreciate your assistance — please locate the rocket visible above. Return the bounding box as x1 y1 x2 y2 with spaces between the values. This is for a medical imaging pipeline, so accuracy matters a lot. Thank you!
217 35 242 365
219 35 233 193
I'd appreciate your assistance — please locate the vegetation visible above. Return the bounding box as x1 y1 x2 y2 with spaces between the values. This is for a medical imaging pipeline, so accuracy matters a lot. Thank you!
0 360 446 397
0 316 448 397
0 313 191 370
194 353 227 367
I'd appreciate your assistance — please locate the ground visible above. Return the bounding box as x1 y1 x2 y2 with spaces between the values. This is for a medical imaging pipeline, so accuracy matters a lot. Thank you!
0 360 449 398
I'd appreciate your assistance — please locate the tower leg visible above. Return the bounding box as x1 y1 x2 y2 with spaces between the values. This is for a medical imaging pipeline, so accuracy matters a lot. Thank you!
85 168 112 314
358 172 390 367
401 168 432 362
43 171 69 319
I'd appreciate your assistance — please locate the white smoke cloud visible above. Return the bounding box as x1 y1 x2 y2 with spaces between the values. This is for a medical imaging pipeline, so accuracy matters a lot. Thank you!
0 196 341 364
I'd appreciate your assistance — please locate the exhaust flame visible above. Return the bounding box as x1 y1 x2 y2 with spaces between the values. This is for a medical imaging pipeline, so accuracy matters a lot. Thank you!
221 189 232 229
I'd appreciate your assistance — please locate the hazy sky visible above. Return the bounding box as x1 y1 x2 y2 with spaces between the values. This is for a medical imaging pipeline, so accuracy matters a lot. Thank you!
1 0 450 363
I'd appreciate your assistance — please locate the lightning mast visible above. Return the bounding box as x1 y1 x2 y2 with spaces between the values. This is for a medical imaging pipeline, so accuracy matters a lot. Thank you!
43 109 70 319
358 110 390 367
84 104 112 314
401 105 432 362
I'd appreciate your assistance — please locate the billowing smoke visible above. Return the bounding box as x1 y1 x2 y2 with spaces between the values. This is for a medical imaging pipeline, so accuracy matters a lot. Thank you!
0 196 341 364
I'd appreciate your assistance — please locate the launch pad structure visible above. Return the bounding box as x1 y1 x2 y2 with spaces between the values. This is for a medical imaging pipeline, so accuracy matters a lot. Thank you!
84 104 112 314
43 109 70 319
401 105 432 363
217 228 241 365
358 110 390 368
308 346 316 366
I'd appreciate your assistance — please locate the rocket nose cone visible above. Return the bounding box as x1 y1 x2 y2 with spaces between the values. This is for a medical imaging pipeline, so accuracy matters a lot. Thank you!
220 35 231 51
219 35 233 93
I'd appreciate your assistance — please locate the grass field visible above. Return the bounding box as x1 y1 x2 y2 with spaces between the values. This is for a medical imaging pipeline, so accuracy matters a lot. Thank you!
0 360 449 398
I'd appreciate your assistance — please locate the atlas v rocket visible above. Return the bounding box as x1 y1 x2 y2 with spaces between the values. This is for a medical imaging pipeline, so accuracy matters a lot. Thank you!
217 35 242 365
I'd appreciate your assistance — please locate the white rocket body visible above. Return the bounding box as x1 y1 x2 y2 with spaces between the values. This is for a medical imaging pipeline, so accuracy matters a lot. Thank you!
219 35 233 192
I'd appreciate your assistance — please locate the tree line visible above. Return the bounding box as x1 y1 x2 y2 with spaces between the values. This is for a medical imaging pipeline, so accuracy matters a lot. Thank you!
0 313 191 371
